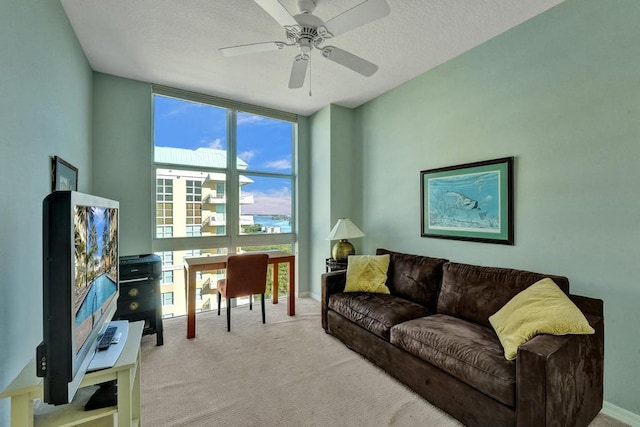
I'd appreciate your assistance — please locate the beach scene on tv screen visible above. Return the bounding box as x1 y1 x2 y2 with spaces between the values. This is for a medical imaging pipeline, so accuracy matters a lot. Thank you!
73 205 118 353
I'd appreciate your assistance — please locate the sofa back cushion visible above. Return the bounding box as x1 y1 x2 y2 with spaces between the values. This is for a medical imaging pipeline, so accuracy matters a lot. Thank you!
437 262 570 328
376 249 448 312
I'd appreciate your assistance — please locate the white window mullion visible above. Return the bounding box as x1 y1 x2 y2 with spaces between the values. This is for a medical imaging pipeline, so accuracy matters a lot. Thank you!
227 109 240 252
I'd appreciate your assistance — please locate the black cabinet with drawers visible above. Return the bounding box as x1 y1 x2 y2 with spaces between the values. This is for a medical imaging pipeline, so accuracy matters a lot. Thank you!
116 254 164 345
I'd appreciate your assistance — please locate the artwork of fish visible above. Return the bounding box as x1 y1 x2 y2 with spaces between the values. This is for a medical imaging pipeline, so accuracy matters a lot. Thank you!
421 157 513 244
441 192 479 210
426 171 500 232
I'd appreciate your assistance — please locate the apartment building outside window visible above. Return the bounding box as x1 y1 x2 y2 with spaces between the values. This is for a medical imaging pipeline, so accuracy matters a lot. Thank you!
157 251 173 265
156 178 173 238
186 180 202 237
151 86 297 318
162 271 173 285
162 292 174 306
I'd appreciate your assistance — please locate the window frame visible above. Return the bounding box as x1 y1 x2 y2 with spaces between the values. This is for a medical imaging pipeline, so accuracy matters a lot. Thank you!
151 85 298 254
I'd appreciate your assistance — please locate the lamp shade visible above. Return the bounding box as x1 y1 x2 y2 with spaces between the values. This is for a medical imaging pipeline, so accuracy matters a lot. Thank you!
326 218 365 241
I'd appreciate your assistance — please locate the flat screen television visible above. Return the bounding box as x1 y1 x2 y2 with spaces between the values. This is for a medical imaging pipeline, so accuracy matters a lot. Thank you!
37 191 119 405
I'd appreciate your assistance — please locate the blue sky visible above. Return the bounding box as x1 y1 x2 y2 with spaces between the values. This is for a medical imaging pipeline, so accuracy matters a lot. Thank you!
154 95 293 215
154 96 228 152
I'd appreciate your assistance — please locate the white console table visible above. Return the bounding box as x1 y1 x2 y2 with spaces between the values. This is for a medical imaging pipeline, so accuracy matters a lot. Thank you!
1 321 143 427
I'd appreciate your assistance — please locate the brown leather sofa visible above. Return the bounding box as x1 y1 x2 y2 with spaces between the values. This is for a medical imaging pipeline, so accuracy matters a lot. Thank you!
321 249 604 427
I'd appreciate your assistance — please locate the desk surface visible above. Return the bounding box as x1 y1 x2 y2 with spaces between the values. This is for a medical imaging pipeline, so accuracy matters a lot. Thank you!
184 250 294 267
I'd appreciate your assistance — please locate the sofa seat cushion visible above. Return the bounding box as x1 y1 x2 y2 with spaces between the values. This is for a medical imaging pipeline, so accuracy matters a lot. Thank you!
328 293 430 341
390 314 516 407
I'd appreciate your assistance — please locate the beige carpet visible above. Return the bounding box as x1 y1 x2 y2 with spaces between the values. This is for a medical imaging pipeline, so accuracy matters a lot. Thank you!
140 298 626 427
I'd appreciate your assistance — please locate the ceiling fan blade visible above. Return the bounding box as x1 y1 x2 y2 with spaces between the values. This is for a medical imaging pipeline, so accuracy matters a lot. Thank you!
322 46 378 77
288 55 309 89
219 41 285 57
255 0 298 28
324 0 390 37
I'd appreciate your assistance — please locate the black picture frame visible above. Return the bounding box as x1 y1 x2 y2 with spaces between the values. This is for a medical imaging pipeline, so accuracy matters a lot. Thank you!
420 157 514 245
52 156 78 191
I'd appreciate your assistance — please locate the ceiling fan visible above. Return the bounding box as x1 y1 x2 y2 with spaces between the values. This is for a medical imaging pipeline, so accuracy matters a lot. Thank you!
219 0 390 90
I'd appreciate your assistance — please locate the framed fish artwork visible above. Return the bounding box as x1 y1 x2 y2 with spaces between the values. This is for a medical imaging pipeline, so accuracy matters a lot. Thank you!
420 157 514 245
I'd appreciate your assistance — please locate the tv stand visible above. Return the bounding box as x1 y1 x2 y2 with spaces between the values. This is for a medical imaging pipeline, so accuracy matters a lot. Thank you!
1 321 144 427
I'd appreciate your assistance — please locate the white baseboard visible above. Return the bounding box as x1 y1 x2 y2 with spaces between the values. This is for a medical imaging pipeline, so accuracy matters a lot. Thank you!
602 401 640 426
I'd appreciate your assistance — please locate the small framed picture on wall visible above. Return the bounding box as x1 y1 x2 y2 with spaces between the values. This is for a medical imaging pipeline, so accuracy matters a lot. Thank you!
52 156 78 191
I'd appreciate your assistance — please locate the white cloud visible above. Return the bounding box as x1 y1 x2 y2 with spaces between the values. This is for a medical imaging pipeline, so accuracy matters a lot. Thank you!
204 138 224 149
164 106 188 117
237 114 265 125
264 159 291 170
239 150 256 162
163 102 205 118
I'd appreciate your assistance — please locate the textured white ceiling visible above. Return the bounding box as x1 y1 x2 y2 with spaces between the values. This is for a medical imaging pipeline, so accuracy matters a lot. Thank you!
60 0 563 116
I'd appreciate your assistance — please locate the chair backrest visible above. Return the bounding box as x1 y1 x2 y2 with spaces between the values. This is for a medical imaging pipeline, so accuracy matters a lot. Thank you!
224 253 269 298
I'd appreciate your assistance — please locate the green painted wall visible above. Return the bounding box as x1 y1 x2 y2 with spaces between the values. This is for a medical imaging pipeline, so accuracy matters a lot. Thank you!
0 0 93 422
295 116 312 297
354 0 640 416
309 106 333 297
309 105 362 298
92 73 153 256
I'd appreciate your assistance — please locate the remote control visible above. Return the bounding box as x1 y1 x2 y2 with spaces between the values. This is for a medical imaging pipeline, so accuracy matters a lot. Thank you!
97 326 117 351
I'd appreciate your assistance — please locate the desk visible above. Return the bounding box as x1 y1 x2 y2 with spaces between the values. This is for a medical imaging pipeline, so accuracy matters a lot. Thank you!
184 251 295 338
1 321 144 427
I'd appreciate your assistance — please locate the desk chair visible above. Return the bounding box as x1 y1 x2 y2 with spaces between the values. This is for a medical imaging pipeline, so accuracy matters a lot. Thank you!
217 253 269 331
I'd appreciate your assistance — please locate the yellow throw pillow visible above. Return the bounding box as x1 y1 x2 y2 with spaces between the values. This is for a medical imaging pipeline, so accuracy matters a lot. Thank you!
489 278 595 360
344 254 391 294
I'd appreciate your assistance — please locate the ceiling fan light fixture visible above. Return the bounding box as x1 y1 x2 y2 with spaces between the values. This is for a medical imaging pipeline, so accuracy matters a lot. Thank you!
220 0 390 89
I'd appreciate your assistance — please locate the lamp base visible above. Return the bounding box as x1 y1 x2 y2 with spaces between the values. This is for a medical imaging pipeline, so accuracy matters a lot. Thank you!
332 240 355 263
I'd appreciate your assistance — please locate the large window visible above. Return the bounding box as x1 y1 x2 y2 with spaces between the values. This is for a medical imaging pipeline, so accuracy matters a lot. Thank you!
152 87 297 318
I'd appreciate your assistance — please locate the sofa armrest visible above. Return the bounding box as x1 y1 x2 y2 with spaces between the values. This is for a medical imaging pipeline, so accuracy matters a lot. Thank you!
321 271 347 331
570 294 603 317
516 312 604 426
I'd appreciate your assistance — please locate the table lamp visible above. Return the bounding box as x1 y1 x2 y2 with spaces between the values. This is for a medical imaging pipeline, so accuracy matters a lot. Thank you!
326 218 365 263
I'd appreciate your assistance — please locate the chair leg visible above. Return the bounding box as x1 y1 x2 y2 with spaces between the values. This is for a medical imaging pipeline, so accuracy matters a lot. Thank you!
226 297 231 331
261 293 265 324
217 291 221 316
